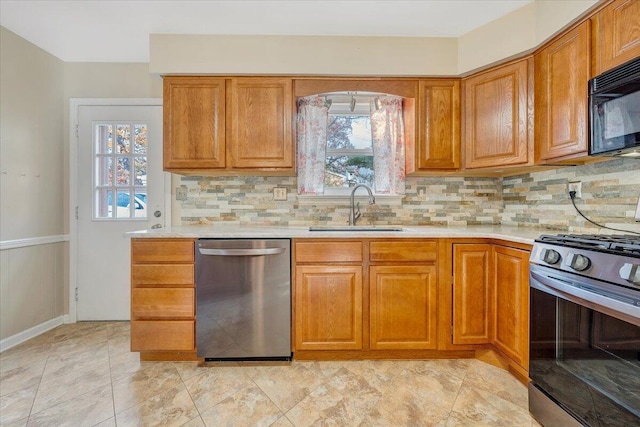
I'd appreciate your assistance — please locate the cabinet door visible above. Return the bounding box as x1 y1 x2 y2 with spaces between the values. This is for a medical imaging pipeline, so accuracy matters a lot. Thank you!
592 0 640 75
369 265 438 350
463 58 531 169
493 246 529 369
535 21 591 162
294 265 363 350
416 80 460 170
163 77 226 170
230 77 294 169
452 244 493 345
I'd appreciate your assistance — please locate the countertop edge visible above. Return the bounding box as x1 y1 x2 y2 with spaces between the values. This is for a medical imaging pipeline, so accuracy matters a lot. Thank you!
126 225 542 246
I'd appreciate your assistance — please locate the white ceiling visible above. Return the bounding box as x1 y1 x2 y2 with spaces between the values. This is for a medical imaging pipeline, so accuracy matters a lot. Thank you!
0 0 533 63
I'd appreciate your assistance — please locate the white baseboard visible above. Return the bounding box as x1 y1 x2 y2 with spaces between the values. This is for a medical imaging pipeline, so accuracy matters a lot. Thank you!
0 316 65 353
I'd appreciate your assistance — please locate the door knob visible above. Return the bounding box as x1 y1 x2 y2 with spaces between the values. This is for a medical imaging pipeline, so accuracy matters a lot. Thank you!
154 210 162 218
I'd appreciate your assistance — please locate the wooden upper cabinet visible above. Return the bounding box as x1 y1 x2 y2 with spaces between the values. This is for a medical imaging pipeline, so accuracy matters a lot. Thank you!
229 77 294 170
592 0 640 75
463 58 533 169
163 77 226 170
535 21 591 162
414 79 460 170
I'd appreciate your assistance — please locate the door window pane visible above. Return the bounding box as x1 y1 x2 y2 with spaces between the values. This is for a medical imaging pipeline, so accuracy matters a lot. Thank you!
116 157 131 186
96 124 113 154
94 122 148 220
134 124 147 154
116 125 131 154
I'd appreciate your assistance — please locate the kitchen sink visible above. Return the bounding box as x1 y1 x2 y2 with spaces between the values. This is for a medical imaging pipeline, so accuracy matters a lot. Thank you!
309 226 403 232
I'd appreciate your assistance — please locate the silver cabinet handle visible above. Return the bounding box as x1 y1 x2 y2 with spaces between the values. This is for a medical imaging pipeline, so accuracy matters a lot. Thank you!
198 247 286 256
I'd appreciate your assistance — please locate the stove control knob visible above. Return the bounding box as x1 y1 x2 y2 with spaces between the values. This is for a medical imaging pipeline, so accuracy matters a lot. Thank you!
566 253 591 271
619 263 640 285
540 248 561 265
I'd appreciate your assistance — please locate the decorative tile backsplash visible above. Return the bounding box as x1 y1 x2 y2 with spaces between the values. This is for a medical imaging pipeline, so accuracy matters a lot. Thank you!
178 158 640 232
501 158 640 232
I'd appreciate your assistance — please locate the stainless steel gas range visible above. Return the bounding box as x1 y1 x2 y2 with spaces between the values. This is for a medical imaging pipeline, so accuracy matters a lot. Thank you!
528 234 640 427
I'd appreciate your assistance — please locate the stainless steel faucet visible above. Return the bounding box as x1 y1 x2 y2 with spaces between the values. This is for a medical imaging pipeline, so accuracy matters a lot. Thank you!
349 184 375 226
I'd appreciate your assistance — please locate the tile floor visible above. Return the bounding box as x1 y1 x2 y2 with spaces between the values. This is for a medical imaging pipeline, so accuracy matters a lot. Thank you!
0 322 541 427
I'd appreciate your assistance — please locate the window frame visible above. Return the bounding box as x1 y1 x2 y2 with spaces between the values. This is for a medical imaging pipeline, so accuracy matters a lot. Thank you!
92 121 148 221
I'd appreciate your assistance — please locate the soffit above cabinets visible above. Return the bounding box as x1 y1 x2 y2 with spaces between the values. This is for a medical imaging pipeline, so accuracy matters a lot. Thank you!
0 0 533 62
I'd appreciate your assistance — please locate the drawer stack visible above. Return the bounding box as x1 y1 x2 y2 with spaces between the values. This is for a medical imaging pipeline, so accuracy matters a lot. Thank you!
130 238 196 358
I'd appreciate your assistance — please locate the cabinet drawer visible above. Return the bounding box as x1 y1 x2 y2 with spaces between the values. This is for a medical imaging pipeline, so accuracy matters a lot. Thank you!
132 264 194 286
370 240 437 262
131 320 195 351
132 288 194 319
295 241 363 263
131 239 194 263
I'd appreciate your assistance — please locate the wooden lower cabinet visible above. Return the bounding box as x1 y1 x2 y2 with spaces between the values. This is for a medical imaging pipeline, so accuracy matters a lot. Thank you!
452 244 493 345
294 265 363 350
293 238 450 357
493 245 530 370
452 242 531 374
131 320 195 351
130 238 196 359
369 265 438 350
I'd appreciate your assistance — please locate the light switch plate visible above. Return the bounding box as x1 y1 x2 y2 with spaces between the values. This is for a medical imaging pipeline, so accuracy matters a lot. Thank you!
635 197 640 221
273 187 287 201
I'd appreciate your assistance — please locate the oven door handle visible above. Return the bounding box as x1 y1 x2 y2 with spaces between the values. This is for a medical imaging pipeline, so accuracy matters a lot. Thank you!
530 269 640 327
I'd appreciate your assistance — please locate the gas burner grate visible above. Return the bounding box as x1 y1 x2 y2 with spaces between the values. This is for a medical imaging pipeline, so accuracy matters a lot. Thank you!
538 234 640 255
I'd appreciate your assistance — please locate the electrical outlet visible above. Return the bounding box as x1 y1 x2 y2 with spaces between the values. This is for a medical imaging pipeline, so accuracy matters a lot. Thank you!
176 185 188 201
568 181 582 199
273 187 287 201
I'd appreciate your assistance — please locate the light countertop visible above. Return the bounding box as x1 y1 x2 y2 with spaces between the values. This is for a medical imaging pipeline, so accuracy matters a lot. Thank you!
126 224 547 246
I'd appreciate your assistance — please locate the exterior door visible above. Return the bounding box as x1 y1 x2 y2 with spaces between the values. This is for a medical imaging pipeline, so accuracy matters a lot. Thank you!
77 105 164 320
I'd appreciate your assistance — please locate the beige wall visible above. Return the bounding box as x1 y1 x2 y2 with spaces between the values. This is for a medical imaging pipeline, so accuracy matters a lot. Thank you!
534 0 598 44
150 1 598 77
149 34 459 76
0 26 66 341
0 27 164 343
1 27 65 240
458 0 597 74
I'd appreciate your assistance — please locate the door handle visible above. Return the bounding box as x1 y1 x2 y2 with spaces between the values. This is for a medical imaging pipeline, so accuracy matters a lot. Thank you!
151 224 162 229
198 247 286 256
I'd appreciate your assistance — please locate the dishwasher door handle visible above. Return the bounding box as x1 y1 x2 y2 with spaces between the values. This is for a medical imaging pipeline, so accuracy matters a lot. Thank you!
198 247 286 256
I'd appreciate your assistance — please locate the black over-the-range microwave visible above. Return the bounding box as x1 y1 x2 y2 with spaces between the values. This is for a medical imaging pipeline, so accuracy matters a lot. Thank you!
589 56 640 158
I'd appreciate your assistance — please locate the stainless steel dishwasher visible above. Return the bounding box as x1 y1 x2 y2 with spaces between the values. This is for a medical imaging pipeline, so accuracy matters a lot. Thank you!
195 239 291 361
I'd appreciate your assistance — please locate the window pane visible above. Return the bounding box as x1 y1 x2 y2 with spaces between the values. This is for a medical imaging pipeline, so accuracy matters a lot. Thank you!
327 116 372 150
115 191 131 218
134 157 147 186
134 124 147 154
96 156 112 186
116 157 131 186
134 190 147 218
99 189 113 218
325 155 374 188
116 124 131 154
96 124 113 154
